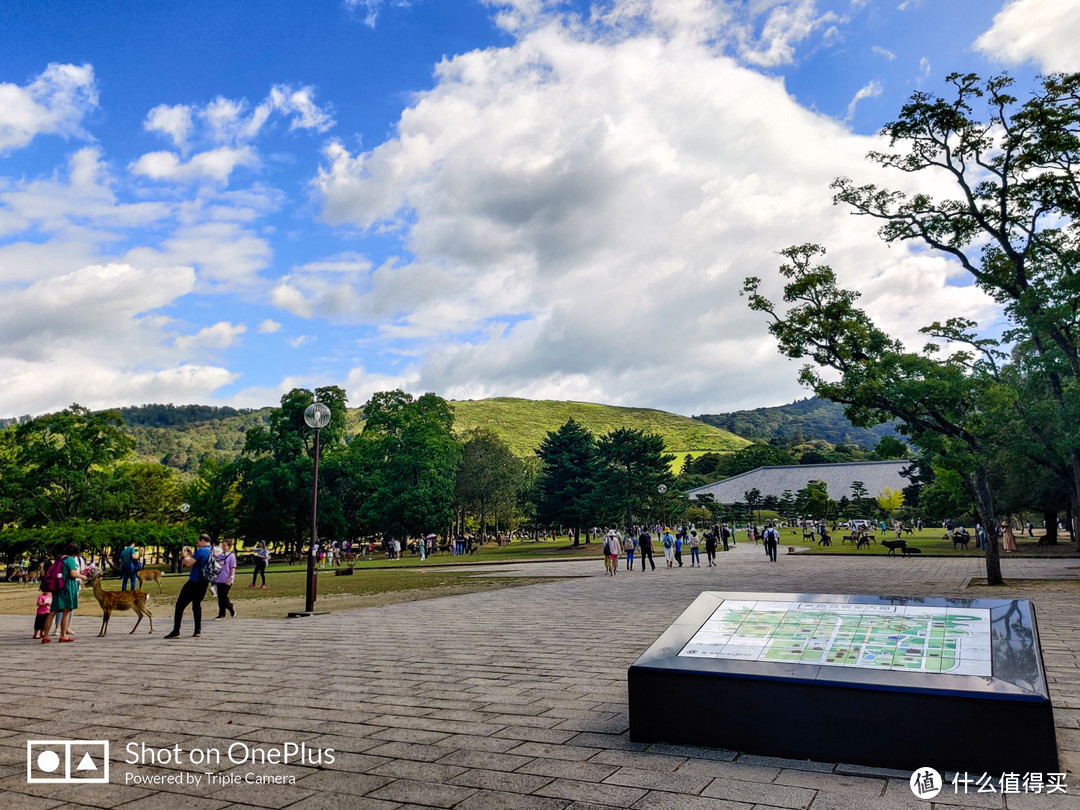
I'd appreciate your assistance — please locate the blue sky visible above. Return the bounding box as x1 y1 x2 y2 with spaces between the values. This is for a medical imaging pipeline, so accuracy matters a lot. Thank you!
0 0 1076 418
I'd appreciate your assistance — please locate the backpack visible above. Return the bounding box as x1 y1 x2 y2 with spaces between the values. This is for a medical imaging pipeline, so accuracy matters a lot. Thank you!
44 557 67 593
200 549 223 582
622 536 634 551
663 535 673 549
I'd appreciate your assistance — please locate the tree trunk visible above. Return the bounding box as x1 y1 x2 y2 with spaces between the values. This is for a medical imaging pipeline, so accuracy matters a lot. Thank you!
970 467 1003 586
479 496 487 544
573 526 580 547
1043 508 1058 544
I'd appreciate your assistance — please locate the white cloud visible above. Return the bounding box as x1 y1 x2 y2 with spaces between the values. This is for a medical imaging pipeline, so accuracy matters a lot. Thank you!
312 12 1000 414
144 104 194 149
289 335 310 348
737 1 840 67
0 148 172 279
974 0 1080 72
345 0 411 28
845 79 882 120
270 252 373 319
0 360 238 416
0 261 237 415
258 319 282 333
0 63 98 155
268 85 336 133
174 321 247 351
871 45 896 60
126 221 273 288
130 145 259 183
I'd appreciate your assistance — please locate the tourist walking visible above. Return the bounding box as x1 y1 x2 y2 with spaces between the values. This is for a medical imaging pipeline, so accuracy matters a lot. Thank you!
42 543 86 643
215 539 237 619
638 530 656 571
250 541 269 588
623 531 636 570
165 534 213 639
603 530 621 576
705 528 718 566
674 529 684 567
662 528 675 568
763 523 780 563
689 530 701 567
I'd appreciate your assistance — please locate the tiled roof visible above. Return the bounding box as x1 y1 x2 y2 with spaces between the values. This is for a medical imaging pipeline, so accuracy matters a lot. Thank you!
688 460 912 504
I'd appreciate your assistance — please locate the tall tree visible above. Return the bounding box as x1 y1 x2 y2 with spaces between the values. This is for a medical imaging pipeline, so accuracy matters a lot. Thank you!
10 405 134 526
455 429 525 541
595 428 674 533
535 419 598 545
745 244 1006 583
235 387 349 548
832 71 1080 536
350 390 460 540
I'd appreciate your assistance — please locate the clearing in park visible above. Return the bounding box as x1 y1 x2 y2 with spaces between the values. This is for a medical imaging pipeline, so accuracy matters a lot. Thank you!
678 600 992 676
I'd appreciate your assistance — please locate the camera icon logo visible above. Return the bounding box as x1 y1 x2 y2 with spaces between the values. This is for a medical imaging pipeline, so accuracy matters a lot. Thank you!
27 740 110 783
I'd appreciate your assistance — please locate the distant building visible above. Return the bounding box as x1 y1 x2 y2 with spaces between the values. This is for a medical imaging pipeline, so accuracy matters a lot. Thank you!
687 460 912 505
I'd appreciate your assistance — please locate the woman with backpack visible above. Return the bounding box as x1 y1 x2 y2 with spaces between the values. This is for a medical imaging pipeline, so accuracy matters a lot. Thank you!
42 543 86 643
603 530 621 576
622 530 636 570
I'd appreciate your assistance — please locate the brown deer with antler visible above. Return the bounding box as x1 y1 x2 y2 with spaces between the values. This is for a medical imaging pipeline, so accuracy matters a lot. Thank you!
86 569 154 636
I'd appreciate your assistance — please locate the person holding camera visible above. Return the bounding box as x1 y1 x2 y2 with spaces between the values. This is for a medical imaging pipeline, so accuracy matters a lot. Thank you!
164 533 212 639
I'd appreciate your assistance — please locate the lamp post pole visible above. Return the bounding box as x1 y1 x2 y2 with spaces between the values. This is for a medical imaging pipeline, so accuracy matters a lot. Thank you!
179 503 190 573
304 402 332 614
658 484 667 530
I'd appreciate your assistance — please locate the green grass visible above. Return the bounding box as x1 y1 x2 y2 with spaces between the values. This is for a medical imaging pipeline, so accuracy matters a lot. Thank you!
784 528 1075 556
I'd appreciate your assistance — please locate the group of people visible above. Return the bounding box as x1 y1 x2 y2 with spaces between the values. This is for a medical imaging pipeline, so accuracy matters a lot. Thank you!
599 521 790 575
30 534 247 643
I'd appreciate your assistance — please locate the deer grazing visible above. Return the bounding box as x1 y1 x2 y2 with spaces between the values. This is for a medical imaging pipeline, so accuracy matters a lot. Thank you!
86 570 154 636
136 568 163 593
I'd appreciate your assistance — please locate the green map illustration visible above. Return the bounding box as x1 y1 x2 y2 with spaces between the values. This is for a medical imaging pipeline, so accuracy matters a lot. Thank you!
679 600 992 676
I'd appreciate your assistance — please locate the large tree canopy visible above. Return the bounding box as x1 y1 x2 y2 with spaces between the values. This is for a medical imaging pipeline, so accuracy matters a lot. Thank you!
832 70 1080 534
350 390 460 540
7 405 134 526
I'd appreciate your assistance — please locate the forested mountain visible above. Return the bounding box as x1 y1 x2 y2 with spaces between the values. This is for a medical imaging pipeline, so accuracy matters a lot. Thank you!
117 404 252 427
695 398 897 448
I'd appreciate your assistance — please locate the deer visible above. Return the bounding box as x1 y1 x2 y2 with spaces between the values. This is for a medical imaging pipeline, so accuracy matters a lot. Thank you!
86 569 154 636
136 568 163 593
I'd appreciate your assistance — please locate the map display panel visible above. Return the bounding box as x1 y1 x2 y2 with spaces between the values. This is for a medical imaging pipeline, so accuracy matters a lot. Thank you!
678 600 992 675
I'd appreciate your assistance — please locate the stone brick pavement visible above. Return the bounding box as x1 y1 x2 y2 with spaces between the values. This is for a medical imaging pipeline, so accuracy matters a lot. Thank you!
0 543 1077 809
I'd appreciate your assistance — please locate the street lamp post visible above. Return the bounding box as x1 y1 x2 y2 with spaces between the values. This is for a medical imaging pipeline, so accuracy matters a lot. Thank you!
303 401 332 614
658 484 668 531
179 503 190 573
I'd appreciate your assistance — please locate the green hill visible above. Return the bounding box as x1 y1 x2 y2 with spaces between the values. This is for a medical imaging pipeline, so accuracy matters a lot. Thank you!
450 398 749 458
117 397 749 471
695 397 897 448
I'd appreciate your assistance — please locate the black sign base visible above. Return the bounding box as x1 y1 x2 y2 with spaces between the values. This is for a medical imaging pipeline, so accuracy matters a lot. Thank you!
628 592 1058 775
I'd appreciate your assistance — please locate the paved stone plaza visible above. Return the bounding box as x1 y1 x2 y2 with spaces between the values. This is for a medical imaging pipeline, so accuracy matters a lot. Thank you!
0 543 1077 809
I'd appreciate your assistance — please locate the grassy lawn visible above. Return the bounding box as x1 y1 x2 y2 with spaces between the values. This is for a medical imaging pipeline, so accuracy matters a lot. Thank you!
784 528 1078 557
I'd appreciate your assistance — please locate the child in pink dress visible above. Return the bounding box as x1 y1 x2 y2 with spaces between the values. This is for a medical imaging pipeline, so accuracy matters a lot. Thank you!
33 583 52 639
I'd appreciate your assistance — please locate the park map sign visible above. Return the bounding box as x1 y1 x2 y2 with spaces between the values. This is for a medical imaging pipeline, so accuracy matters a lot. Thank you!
629 592 1058 773
679 599 992 676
